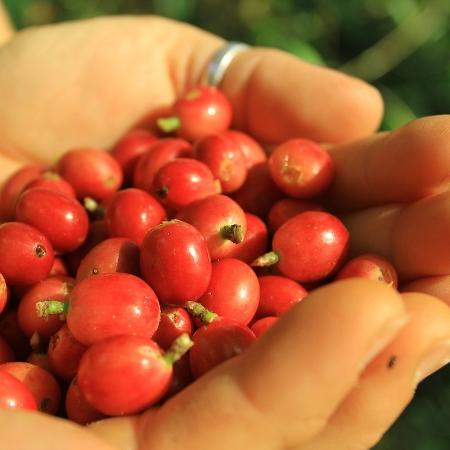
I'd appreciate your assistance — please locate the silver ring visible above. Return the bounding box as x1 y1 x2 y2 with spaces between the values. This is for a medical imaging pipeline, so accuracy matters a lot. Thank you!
204 41 251 87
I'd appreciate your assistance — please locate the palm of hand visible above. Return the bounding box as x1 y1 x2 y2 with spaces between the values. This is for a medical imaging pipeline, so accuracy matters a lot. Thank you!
0 16 450 450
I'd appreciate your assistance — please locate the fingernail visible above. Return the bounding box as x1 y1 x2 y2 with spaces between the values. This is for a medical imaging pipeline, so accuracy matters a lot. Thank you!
415 339 450 383
360 314 409 369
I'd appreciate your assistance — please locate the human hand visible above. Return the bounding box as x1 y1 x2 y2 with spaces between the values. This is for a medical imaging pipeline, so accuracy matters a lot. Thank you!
0 16 450 450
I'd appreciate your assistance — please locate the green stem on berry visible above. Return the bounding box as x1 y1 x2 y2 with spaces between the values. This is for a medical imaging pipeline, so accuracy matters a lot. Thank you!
185 301 218 324
251 251 280 267
157 116 181 133
35 300 68 319
163 333 194 366
220 224 244 244
83 197 105 219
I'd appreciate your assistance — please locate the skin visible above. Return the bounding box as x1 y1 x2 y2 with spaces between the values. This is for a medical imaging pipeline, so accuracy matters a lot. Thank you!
0 10 449 450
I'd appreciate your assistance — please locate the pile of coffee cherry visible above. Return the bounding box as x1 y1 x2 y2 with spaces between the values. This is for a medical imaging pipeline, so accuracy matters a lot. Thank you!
0 86 397 423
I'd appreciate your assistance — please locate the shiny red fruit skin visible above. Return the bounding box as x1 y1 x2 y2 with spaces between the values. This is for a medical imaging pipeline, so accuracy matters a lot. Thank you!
76 237 140 281
152 158 219 211
65 219 108 275
269 139 334 198
223 130 267 169
0 222 54 286
77 335 172 415
18 275 74 339
0 310 30 360
0 273 8 314
255 275 307 319
250 316 278 337
26 171 76 198
67 273 160 346
16 188 89 254
65 377 106 425
199 259 259 325
49 257 68 277
0 362 61 414
227 213 269 264
57 148 123 201
133 138 193 192
189 318 255 378
233 162 283 218
172 86 232 141
268 198 324 233
0 370 37 411
176 194 247 260
273 211 349 282
335 253 398 288
48 324 87 381
0 164 43 221
153 307 193 351
195 133 247 193
111 129 158 183
0 336 14 364
105 188 167 245
140 220 212 305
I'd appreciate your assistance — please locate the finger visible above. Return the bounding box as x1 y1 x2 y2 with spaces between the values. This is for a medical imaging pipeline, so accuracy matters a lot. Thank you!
299 292 450 450
91 279 407 450
217 48 383 144
342 191 450 280
401 276 450 308
0 410 116 450
326 115 450 212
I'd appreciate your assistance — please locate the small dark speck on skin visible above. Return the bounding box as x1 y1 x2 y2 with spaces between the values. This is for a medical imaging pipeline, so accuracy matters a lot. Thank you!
35 244 47 258
91 267 99 275
387 355 397 369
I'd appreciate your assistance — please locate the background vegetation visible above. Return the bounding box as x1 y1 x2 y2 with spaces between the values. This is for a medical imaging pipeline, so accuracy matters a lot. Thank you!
4 1 450 448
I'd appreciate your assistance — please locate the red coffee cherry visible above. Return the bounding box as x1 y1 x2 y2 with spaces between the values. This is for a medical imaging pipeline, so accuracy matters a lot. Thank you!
268 138 334 198
140 220 212 305
0 222 54 286
158 86 232 141
57 148 123 201
105 188 167 245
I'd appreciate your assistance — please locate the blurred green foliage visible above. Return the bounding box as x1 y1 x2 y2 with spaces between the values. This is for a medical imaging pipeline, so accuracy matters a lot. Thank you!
3 1 450 449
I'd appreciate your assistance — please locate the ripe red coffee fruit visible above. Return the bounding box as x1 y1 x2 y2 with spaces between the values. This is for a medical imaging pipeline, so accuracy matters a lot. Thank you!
195 133 247 193
152 158 220 211
198 259 259 325
0 164 43 221
57 148 123 201
253 211 349 283
0 370 37 411
110 129 158 183
0 361 61 414
16 188 89 253
18 275 73 339
189 316 255 378
268 138 334 198
157 86 232 141
38 273 160 346
255 275 308 319
335 253 398 287
176 194 247 260
105 188 167 245
133 138 193 192
140 220 212 305
76 237 140 281
77 333 192 415
0 222 54 286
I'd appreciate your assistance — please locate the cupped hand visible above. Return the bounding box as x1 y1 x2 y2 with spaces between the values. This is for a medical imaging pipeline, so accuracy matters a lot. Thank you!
0 16 450 450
